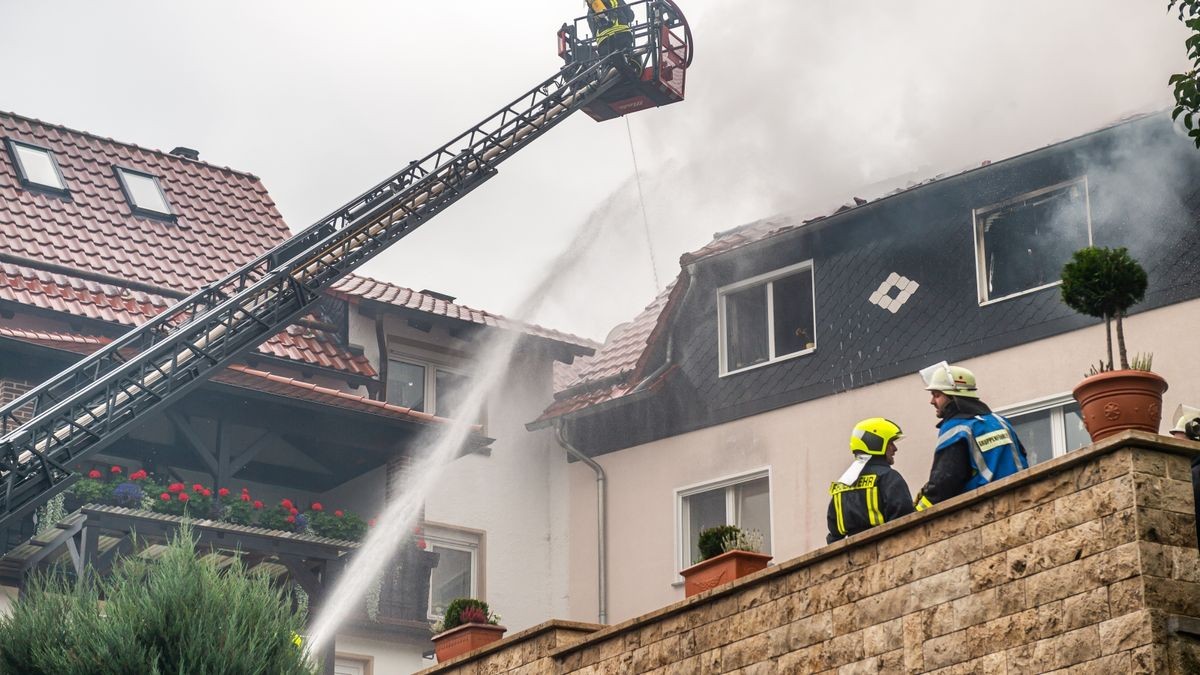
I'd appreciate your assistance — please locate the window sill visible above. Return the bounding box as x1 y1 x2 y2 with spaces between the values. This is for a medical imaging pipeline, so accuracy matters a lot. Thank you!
720 347 815 378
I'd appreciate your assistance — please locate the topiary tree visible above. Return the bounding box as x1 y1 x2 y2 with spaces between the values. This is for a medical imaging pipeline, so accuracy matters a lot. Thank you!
1060 246 1148 372
0 524 316 675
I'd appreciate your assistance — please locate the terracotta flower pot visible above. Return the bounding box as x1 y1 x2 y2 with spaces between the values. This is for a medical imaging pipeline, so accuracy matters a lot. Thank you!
431 623 506 663
680 549 772 598
1073 369 1168 442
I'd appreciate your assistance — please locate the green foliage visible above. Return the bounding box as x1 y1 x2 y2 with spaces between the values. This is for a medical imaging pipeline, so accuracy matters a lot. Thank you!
696 525 740 562
1060 246 1148 319
258 505 302 533
440 598 497 632
306 510 367 542
222 498 255 526
69 478 113 506
1169 1 1200 148
0 525 316 674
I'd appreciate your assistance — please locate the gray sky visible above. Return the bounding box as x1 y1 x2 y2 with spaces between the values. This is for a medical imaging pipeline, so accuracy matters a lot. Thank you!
0 1 1186 341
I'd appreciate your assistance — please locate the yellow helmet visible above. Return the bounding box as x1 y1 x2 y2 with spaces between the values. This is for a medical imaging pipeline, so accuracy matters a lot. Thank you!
850 417 903 456
920 362 980 399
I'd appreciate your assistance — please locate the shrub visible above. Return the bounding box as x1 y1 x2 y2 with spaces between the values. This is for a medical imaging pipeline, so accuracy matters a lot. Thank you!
1060 246 1149 372
439 598 500 633
696 525 741 562
0 525 316 674
306 510 367 541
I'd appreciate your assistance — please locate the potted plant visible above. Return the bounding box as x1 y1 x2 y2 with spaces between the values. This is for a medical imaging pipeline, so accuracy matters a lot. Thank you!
430 598 506 663
1061 246 1167 441
680 525 772 598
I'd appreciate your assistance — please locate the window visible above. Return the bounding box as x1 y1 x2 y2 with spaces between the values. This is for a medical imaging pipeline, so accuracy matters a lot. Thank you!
676 469 772 570
999 395 1090 466
718 261 816 375
115 166 173 217
973 177 1092 304
424 525 482 620
5 139 68 193
333 654 373 675
387 357 476 421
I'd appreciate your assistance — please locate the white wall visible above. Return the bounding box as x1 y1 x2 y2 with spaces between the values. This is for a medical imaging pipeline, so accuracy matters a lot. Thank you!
334 634 428 674
566 297 1200 622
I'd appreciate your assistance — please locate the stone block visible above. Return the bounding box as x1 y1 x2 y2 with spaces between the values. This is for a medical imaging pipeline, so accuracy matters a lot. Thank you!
1137 507 1197 548
969 552 1010 593
876 525 929 560
921 629 969 670
1098 609 1154 656
979 518 1011 557
1013 466 1080 511
1025 555 1102 607
1165 452 1194 482
1061 586 1109 631
911 529 984 579
1101 508 1138 549
965 608 1038 660
1171 543 1200 582
902 612 927 674
719 633 766 671
1054 625 1101 668
861 618 902 657
1143 576 1200 617
834 655 880 675
787 611 833 651
1065 652 1131 674
832 603 858 637
1133 472 1195 515
1130 643 1168 674
1130 449 1169 477
1008 503 1059 546
1108 577 1146 616
1006 637 1058 673
910 566 972 612
1037 600 1065 639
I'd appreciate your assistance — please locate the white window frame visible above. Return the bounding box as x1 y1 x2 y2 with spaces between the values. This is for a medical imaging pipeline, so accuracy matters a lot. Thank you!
717 260 816 377
386 355 473 419
424 523 483 621
972 176 1093 306
673 467 773 581
996 392 1083 460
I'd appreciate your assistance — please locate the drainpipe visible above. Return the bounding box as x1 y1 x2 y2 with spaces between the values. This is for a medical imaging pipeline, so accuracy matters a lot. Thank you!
554 420 607 625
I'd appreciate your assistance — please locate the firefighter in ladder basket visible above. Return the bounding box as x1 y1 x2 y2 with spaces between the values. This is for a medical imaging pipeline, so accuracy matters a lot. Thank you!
586 0 641 75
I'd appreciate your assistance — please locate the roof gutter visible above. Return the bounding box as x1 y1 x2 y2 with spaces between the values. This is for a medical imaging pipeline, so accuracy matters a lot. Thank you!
554 419 608 625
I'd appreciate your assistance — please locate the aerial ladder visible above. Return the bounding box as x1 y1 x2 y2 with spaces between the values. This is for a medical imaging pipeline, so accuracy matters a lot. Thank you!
0 1 692 555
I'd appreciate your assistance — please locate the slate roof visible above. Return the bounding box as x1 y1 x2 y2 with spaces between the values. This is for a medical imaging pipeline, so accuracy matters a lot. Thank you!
532 111 1172 426
0 327 468 431
331 274 599 353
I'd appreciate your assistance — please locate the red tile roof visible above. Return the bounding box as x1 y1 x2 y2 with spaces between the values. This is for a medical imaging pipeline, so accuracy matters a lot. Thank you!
0 327 461 430
331 275 598 352
0 111 291 292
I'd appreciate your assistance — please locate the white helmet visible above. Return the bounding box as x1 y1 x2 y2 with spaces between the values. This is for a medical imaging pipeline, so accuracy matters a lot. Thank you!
919 361 980 399
1171 404 1200 436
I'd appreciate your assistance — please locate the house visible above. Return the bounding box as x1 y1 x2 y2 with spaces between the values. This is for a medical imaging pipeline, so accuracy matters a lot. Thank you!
0 110 594 673
532 112 1200 624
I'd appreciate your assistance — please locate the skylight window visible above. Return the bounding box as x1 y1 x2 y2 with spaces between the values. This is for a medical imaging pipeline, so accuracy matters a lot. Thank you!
5 139 68 193
115 167 172 217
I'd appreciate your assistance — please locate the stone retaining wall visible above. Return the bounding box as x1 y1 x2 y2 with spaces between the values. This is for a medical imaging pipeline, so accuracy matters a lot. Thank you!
422 432 1200 674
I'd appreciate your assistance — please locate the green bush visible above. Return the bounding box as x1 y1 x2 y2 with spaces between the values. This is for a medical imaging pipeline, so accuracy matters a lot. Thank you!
441 598 496 632
1060 246 1149 371
696 525 741 562
307 510 367 541
0 525 316 674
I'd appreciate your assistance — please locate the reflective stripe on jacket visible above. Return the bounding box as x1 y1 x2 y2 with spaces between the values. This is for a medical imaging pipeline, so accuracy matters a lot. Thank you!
587 0 633 44
935 413 1027 491
826 458 915 544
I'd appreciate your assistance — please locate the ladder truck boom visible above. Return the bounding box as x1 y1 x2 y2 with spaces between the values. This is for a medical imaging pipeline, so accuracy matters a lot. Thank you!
0 1 691 553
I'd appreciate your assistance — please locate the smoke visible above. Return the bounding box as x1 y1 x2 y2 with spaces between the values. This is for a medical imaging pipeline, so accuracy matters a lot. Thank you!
529 0 1189 338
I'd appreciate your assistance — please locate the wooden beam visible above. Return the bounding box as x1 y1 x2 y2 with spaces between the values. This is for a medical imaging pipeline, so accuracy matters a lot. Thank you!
228 429 272 476
167 411 219 476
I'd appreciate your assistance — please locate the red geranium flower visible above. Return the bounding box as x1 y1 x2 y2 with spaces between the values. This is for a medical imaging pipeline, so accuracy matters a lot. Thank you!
218 488 230 498
413 526 422 535
281 498 294 510
129 469 147 480
201 489 212 497
253 500 264 510
160 493 171 501
88 469 102 479
178 493 190 503
334 510 344 518
286 515 296 524
241 493 252 502
368 519 376 528
289 507 299 516
110 466 122 474
310 502 323 512
168 483 184 493
192 483 204 493
416 538 427 549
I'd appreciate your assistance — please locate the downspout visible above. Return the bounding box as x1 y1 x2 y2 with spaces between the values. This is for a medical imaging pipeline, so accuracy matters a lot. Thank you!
554 419 608 625
374 311 388 401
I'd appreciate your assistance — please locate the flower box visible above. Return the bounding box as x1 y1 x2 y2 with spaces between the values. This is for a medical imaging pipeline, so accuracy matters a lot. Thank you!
680 549 772 598
432 622 507 662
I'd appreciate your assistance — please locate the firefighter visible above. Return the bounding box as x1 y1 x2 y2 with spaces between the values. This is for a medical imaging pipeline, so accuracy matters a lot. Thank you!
827 417 915 543
1169 404 1200 548
914 362 1029 510
585 0 640 74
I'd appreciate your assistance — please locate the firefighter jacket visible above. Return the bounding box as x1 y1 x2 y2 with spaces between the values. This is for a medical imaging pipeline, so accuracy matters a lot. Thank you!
587 0 634 45
915 400 1028 510
826 456 915 544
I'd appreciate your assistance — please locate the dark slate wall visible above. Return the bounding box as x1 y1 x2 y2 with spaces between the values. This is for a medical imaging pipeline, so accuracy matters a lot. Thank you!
571 114 1200 456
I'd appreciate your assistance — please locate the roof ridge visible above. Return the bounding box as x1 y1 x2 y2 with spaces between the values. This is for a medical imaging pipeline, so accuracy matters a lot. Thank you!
0 109 262 181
